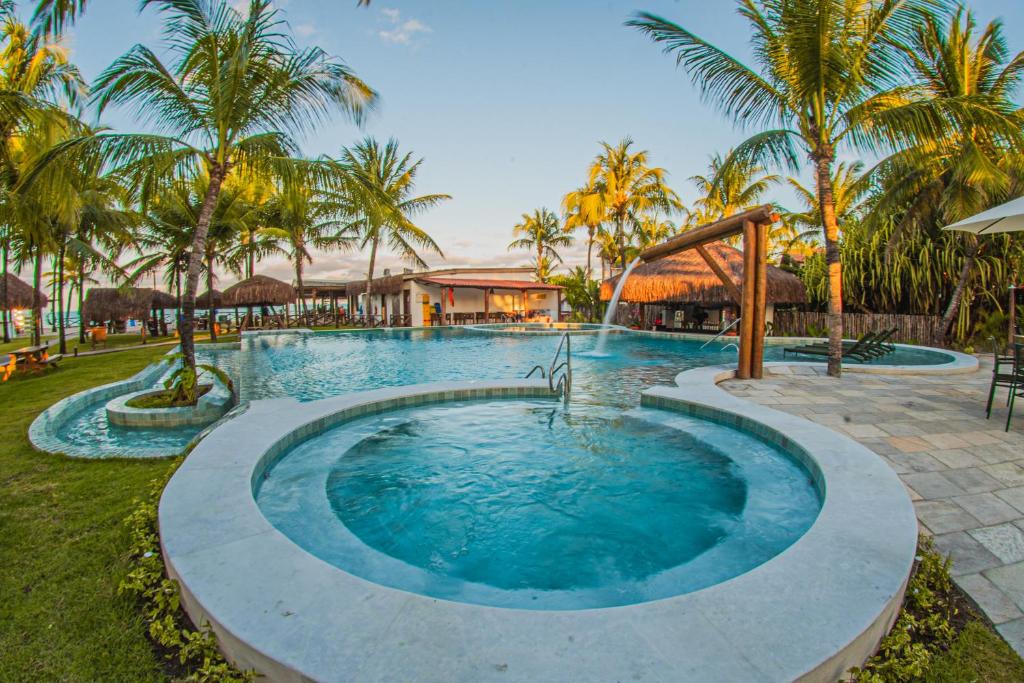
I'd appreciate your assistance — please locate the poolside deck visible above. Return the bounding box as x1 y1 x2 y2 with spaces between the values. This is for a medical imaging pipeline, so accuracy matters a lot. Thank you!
723 360 1024 656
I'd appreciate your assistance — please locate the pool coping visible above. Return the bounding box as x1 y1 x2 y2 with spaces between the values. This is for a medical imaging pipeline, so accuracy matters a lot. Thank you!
160 374 918 682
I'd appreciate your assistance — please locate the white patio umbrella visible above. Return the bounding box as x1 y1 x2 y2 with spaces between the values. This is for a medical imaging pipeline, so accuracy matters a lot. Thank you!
943 195 1024 234
943 196 1023 344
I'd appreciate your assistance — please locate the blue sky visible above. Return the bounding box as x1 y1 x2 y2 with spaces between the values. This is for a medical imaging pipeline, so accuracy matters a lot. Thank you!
54 0 1024 284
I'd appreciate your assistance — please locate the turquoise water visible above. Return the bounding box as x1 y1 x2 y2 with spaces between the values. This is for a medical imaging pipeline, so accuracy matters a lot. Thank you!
256 398 821 609
54 329 954 456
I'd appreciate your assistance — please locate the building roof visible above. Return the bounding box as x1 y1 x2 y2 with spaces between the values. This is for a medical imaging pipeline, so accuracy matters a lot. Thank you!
600 242 805 305
418 277 562 290
0 273 47 310
222 275 296 307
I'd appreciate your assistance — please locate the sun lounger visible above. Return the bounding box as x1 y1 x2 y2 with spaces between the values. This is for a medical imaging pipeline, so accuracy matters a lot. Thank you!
784 334 876 362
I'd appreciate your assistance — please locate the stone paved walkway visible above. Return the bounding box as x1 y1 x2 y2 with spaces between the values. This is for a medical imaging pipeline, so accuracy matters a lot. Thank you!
722 360 1024 655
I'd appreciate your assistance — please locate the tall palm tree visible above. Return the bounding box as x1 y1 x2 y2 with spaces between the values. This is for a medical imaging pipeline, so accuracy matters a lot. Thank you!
687 150 779 226
562 182 604 278
630 1 1022 376
0 17 81 343
261 170 357 316
74 0 376 371
870 9 1024 340
581 137 681 270
337 137 448 321
508 208 573 280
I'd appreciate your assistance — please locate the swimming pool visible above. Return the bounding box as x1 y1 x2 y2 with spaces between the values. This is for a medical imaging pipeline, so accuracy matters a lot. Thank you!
256 396 821 609
37 327 959 458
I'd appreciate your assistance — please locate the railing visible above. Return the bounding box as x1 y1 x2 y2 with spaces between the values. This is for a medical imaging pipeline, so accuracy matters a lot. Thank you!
700 318 742 349
523 332 572 402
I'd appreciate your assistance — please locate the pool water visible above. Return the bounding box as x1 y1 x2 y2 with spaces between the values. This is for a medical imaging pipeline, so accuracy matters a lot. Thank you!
256 399 821 609
54 329 954 456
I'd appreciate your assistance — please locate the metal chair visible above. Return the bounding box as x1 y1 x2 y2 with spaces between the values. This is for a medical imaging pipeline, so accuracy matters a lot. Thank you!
986 337 1019 422
1005 342 1024 432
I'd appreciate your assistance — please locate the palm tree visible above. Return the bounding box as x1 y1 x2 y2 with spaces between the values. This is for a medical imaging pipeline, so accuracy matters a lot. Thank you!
508 208 573 280
337 137 448 322
76 0 377 371
629 2 1022 376
870 9 1024 340
562 182 604 278
687 150 779 226
261 170 357 317
581 137 681 270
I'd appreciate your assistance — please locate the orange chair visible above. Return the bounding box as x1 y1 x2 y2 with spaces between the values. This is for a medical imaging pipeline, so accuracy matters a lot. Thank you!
90 326 108 349
2 354 15 382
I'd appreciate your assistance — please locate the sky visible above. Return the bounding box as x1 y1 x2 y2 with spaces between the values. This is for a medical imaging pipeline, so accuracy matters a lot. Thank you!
31 0 1024 287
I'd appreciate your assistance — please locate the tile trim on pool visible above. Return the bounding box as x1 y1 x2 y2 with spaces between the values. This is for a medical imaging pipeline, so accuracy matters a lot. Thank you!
160 375 918 682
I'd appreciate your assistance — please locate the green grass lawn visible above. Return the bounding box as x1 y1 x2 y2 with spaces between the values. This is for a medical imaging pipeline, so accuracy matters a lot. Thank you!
1 343 1023 681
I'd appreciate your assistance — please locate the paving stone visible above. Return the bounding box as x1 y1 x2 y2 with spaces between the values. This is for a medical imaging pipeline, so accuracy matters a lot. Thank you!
886 451 947 474
940 468 1003 495
955 573 1024 624
921 433 973 450
932 531 1003 576
902 472 965 500
985 562 1024 611
929 448 986 470
996 487 1024 515
952 493 1022 526
914 500 982 534
888 436 932 453
983 464 1024 487
996 618 1024 659
969 524 1024 564
839 424 888 439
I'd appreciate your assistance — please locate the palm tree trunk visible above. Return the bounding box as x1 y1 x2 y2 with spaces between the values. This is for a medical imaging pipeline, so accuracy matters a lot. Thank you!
31 245 43 347
295 253 307 321
57 240 66 355
616 216 627 270
586 228 595 280
206 252 217 342
364 232 379 324
1 231 9 344
78 268 86 343
938 235 978 344
815 155 843 378
49 259 57 333
181 165 226 370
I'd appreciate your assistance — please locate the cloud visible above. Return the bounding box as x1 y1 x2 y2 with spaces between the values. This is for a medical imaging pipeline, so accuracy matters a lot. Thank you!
378 8 432 45
294 23 317 38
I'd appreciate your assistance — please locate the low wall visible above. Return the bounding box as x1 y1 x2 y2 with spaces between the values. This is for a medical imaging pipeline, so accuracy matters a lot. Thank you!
773 311 944 346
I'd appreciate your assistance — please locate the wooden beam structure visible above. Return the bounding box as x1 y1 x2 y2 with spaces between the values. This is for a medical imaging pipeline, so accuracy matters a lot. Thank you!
695 245 742 304
637 204 778 380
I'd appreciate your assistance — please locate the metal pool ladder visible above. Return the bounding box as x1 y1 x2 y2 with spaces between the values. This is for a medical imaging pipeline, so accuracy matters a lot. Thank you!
700 318 742 349
525 332 572 403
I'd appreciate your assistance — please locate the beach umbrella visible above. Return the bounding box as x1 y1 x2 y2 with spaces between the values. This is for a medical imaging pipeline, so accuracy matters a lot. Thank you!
944 196 1024 343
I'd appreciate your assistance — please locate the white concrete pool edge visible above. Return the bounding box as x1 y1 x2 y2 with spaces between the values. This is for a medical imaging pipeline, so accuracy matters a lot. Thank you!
160 374 919 682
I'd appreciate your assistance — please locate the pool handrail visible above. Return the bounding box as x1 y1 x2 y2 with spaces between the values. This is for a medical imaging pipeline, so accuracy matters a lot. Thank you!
549 332 572 402
700 317 742 349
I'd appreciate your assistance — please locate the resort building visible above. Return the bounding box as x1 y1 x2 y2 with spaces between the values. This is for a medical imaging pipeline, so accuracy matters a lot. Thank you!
600 242 806 332
335 267 563 326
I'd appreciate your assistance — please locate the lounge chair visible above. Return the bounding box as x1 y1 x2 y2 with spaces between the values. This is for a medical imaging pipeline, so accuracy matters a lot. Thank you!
784 333 877 362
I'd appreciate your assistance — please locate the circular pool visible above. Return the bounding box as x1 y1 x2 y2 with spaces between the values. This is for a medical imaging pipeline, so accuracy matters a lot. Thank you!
256 398 820 609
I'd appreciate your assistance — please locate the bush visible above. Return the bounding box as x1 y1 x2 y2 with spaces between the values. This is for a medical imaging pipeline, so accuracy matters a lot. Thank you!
120 462 254 682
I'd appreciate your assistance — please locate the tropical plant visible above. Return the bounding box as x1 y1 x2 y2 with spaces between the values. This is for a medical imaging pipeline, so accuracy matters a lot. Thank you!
629 1 1023 375
71 0 377 370
508 207 573 280
549 266 600 322
337 137 448 319
868 8 1024 339
562 182 604 278
578 137 681 270
161 352 235 406
687 150 779 226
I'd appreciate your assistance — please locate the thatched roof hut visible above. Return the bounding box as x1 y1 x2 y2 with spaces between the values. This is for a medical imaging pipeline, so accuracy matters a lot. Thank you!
150 289 177 310
1 273 47 310
222 275 296 307
82 287 154 323
196 289 223 309
345 274 405 297
600 242 806 305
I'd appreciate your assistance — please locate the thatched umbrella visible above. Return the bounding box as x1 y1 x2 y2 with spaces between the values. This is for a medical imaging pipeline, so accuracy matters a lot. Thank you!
196 289 223 309
82 287 154 324
600 242 806 305
222 275 296 307
150 289 177 310
1 273 48 310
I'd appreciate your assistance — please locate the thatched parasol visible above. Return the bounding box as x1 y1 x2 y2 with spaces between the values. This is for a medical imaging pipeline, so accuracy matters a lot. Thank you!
600 242 806 305
196 289 223 308
222 275 296 307
82 287 154 323
150 289 178 310
1 273 48 310
345 274 404 297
